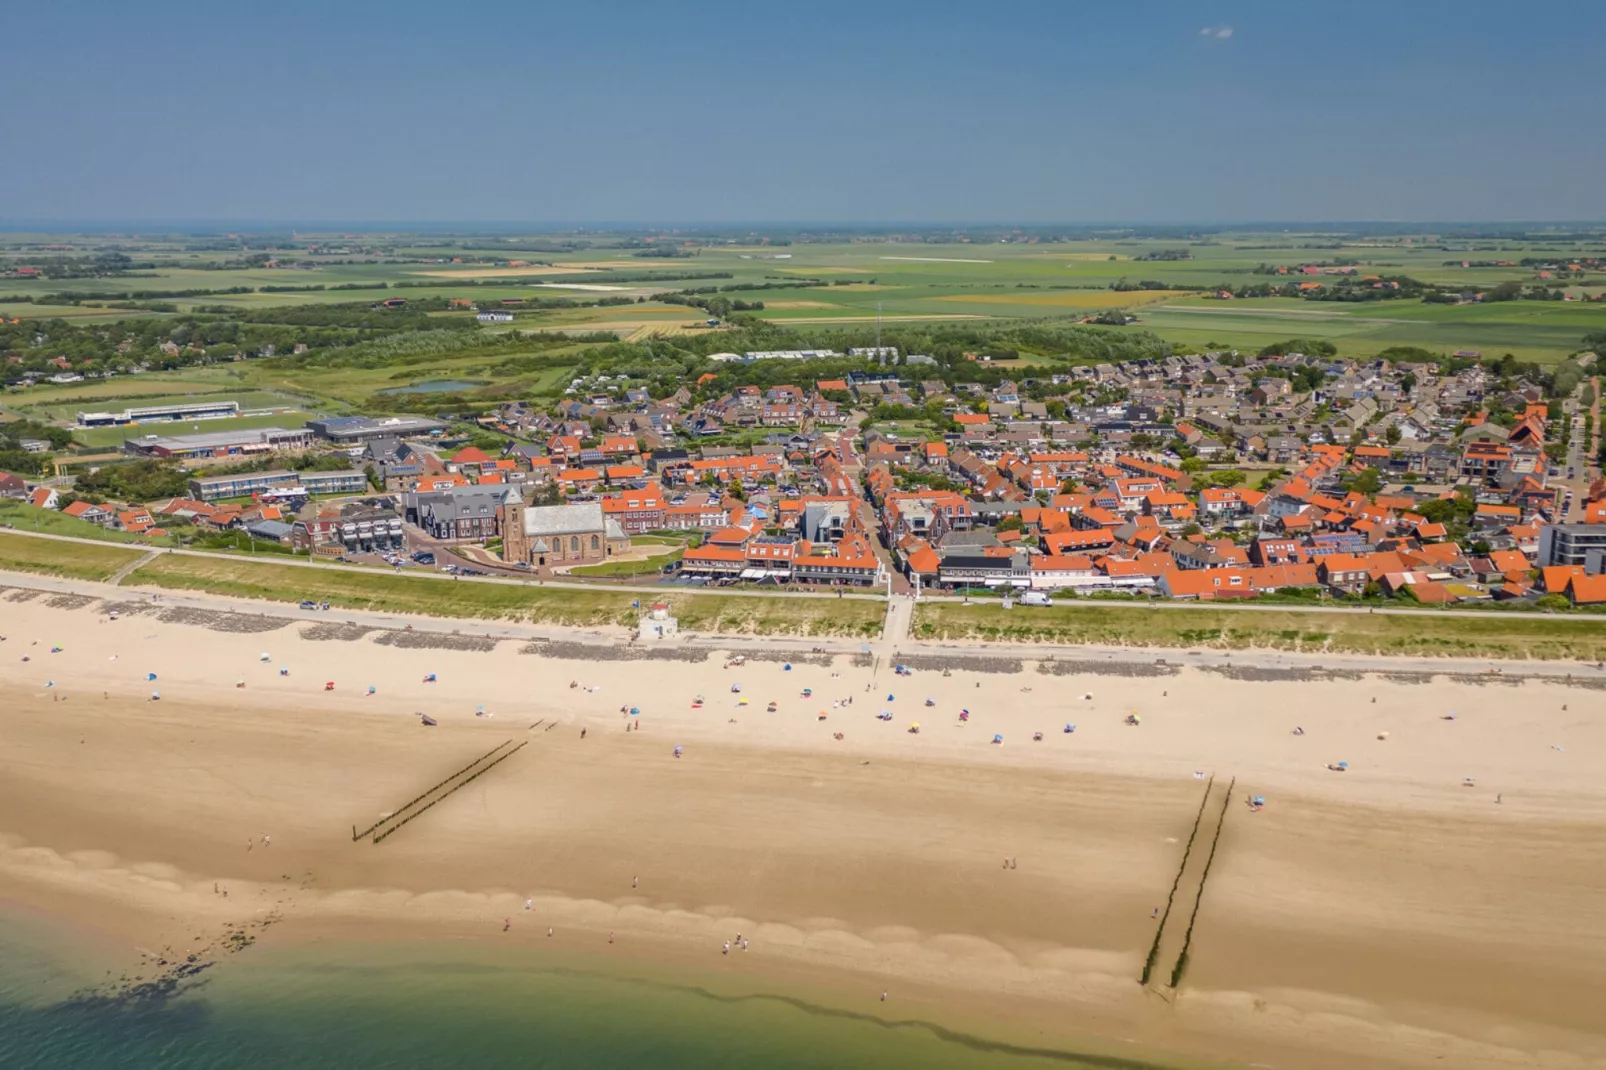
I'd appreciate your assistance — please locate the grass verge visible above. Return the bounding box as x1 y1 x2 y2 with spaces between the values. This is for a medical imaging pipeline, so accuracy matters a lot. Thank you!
913 601 1606 661
126 554 883 636
0 502 175 545
0 531 147 581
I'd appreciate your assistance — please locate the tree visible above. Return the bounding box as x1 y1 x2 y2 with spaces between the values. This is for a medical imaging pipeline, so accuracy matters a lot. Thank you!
1347 467 1383 495
1535 594 1571 612
996 514 1025 533
1385 425 1402 445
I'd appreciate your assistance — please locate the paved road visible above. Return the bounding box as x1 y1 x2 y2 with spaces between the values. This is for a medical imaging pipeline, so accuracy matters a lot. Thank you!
9 527 1606 623
5 567 1602 682
0 528 889 603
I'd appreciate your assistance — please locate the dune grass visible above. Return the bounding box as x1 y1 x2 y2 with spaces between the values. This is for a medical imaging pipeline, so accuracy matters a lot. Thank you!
126 553 883 636
0 531 146 581
913 600 1606 661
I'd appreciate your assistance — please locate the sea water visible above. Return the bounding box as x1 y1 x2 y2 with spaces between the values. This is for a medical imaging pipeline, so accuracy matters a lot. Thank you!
0 914 1190 1070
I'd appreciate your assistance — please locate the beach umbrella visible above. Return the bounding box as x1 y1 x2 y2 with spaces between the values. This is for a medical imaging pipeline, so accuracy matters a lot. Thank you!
146 672 157 681
150 691 160 700
1338 761 1349 770
280 667 289 676
992 733 1004 744
630 707 640 715
259 652 271 662
783 664 792 671
367 685 377 695
1064 723 1076 733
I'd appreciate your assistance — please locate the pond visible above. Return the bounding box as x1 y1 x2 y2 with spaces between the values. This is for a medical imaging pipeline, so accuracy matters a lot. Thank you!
379 379 488 395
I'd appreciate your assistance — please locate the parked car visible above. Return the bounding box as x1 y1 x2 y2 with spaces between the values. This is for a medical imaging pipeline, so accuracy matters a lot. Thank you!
299 600 317 610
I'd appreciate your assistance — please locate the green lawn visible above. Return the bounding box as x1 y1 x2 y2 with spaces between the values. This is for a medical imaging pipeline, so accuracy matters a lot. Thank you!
71 410 314 449
0 530 147 580
125 554 883 636
0 501 176 545
913 600 1606 661
567 548 684 577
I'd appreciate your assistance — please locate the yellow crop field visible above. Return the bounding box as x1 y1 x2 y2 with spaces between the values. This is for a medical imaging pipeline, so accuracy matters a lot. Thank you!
408 266 594 278
933 290 1184 309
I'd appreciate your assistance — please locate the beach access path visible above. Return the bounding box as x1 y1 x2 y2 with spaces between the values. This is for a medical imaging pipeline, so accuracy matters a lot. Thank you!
5 565 1606 684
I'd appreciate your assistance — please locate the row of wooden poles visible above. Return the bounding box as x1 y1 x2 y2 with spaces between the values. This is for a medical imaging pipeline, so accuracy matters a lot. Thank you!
352 739 526 845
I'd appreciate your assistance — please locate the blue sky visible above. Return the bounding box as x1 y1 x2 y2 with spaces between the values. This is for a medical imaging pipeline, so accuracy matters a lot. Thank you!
2 1 1599 225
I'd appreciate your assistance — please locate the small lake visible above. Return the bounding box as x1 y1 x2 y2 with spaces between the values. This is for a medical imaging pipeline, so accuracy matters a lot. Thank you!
380 379 488 395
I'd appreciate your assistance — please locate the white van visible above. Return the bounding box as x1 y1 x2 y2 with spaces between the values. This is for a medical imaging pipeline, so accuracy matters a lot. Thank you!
1018 591 1053 607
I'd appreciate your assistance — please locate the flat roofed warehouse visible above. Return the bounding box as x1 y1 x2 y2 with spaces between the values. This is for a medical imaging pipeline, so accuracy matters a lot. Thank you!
306 416 448 443
123 426 313 461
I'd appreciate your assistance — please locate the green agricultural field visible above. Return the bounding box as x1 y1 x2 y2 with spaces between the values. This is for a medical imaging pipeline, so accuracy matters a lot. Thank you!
1138 296 1605 364
7 229 1605 375
913 600 1606 661
125 553 883 636
0 530 148 580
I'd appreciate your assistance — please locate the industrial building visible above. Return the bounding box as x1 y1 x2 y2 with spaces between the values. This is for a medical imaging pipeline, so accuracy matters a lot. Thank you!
306 415 448 444
122 426 313 461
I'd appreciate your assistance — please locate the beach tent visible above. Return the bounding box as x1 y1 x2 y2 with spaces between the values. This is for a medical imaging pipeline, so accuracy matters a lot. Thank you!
1064 723 1076 733
783 664 792 671
992 734 1004 744
146 672 157 681
259 652 271 662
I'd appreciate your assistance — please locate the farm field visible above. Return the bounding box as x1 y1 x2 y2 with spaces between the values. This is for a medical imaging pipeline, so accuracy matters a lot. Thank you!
7 231 1605 366
913 600 1606 661
124 553 884 636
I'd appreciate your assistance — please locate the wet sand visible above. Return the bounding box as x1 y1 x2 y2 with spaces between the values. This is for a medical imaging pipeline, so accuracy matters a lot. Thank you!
2 599 1604 1069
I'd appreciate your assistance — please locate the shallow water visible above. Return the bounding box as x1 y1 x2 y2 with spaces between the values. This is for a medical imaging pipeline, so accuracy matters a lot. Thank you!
379 379 488 395
0 915 1191 1070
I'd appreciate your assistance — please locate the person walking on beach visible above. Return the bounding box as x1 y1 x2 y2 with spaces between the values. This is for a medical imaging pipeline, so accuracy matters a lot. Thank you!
525 898 532 911
633 876 638 888
581 728 587 739
1152 907 1159 919
723 941 730 955
547 927 553 938
503 917 511 932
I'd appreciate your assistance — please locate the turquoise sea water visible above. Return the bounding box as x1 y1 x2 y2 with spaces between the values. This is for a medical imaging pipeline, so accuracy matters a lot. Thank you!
0 915 1191 1070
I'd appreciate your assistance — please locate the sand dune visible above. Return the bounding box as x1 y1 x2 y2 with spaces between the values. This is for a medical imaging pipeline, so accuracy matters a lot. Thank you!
1 599 1603 1069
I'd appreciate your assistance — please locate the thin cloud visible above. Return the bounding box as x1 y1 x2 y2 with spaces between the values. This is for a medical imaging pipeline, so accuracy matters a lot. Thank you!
1200 25 1234 38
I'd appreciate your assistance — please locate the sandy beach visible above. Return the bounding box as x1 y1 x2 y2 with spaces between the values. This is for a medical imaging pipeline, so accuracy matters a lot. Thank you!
3 592 1605 1069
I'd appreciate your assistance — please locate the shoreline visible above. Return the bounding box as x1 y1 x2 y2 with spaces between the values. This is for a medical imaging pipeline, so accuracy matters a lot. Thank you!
2 596 1604 1068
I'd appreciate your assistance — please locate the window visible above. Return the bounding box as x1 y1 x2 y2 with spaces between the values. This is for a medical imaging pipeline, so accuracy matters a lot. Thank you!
591 535 600 550
570 536 579 553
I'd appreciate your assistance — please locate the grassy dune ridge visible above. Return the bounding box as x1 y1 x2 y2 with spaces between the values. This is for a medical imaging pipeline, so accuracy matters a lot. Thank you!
124 553 883 636
914 599 1606 661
